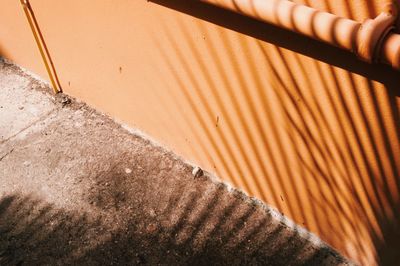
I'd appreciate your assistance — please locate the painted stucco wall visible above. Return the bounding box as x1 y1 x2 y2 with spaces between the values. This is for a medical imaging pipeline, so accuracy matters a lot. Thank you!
1 0 399 265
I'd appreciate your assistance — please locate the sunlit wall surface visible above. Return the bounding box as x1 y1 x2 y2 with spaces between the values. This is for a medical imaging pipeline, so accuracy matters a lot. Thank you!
1 0 399 265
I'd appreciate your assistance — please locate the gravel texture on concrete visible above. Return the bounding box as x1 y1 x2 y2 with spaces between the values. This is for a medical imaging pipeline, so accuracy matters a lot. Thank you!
0 58 353 265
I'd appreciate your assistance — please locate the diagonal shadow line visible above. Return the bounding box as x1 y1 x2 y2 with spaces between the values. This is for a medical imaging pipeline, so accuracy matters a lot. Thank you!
240 37 303 213
290 53 354 190
310 61 382 231
258 45 320 229
263 49 351 248
279 103 339 246
256 37 394 264
212 28 277 204
270 54 360 229
286 109 361 214
158 19 261 194
325 67 387 242
312 61 382 224
177 20 266 197
273 47 358 203
366 79 400 209
295 151 367 251
293 140 368 250
292 53 375 223
353 77 398 219
336 12 400 247
333 70 389 225
247 223 291 259
312 64 393 264
179 184 226 246
180 20 271 200
230 213 274 252
189 192 243 248
326 64 400 263
219 204 258 246
267 231 307 262
152 24 242 189
164 181 212 242
149 60 219 172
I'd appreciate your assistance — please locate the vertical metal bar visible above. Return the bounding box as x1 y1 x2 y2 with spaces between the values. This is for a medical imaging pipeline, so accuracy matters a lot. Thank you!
20 0 62 93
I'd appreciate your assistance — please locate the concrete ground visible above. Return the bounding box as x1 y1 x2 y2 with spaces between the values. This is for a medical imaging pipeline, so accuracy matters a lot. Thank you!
0 58 352 265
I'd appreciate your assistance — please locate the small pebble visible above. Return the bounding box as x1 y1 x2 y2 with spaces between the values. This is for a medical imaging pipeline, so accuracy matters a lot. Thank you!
125 168 132 174
192 166 203 178
61 96 71 105
31 84 40 90
146 223 158 233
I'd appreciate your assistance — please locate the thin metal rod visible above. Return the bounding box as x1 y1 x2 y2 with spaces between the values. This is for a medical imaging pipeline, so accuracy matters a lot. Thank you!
20 0 62 93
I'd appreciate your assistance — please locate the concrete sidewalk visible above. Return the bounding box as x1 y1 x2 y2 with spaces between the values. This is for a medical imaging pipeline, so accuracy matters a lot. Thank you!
0 58 352 265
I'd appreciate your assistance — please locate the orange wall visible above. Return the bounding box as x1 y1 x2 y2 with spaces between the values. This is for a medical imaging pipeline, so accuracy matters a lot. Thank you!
1 0 399 265
0 0 46 77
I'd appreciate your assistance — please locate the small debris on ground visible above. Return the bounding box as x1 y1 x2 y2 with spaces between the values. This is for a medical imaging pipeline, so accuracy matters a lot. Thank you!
149 209 156 217
125 168 132 174
53 93 72 107
192 166 204 178
146 223 158 233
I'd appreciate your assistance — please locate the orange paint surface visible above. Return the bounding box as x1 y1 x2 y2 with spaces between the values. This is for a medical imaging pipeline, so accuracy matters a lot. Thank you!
1 0 399 265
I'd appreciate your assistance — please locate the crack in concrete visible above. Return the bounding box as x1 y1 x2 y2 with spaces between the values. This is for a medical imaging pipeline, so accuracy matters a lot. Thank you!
0 148 14 162
0 108 56 145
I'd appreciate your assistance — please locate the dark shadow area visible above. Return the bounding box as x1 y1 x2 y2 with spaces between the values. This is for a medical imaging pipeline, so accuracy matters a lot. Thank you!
375 216 400 266
0 186 346 265
149 0 400 97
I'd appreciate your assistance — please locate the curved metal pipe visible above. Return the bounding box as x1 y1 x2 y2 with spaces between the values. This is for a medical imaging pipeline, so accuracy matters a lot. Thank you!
200 0 400 70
